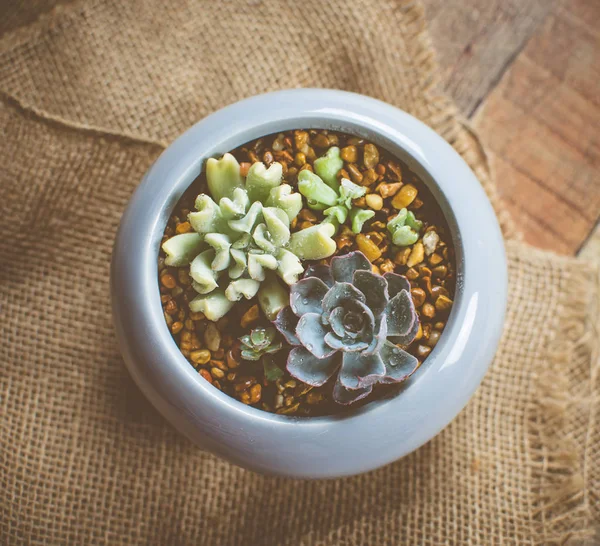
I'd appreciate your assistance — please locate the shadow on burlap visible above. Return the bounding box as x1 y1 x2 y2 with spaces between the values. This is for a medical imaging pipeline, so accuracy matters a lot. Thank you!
0 1 598 544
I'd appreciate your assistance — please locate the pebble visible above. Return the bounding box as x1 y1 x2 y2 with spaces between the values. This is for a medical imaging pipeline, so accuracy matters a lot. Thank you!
391 184 418 209
363 144 380 169
406 242 425 268
356 234 382 262
340 145 358 163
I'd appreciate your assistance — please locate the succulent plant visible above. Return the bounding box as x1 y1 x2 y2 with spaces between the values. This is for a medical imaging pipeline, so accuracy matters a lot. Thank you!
387 207 423 246
161 153 337 321
274 251 420 404
297 169 375 234
239 327 283 361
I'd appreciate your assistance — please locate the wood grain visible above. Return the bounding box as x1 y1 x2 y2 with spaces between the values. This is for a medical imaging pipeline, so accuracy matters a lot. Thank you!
472 0 600 255
422 0 559 115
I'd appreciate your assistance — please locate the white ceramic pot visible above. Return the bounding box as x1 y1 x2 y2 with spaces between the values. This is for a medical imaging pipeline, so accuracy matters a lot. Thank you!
111 89 507 478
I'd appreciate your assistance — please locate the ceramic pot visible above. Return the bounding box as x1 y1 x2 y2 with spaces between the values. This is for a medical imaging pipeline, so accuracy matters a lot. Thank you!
111 89 507 478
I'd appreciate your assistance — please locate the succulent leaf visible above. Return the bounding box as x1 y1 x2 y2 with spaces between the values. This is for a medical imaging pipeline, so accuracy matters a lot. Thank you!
387 207 421 247
330 251 371 283
297 170 339 208
302 263 334 287
339 351 386 389
219 187 249 220
290 277 330 317
204 233 232 271
206 153 244 203
188 195 225 234
323 205 348 225
189 250 218 293
295 313 337 359
378 341 419 383
353 270 389 316
386 289 416 336
383 272 411 296
339 178 366 207
288 223 337 260
248 252 278 281
162 233 204 267
314 146 343 190
228 248 247 279
228 201 263 234
275 248 304 285
332 377 372 405
257 275 289 320
189 289 234 321
274 306 301 345
263 355 284 381
265 184 303 221
287 348 340 387
349 207 375 234
224 278 260 301
262 207 290 247
245 161 283 203
322 282 366 314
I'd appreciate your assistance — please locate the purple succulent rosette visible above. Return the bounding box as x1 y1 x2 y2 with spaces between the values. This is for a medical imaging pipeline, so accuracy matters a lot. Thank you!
274 251 420 404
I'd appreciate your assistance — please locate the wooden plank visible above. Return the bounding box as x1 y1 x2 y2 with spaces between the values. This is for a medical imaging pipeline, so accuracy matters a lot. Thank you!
472 0 600 255
422 0 559 116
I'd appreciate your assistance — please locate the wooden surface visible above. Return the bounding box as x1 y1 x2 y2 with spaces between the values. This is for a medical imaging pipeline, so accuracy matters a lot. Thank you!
424 0 600 256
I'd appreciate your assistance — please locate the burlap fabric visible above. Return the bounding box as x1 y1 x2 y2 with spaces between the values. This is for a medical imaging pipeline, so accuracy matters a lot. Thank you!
0 1 598 544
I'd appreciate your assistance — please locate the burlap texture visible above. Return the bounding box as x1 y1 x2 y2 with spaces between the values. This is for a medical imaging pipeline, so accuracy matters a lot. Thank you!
0 1 598 544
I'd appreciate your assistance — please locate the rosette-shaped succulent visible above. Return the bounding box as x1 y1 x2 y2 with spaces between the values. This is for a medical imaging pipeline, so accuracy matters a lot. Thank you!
387 207 423 247
162 153 337 321
274 251 420 404
239 327 283 361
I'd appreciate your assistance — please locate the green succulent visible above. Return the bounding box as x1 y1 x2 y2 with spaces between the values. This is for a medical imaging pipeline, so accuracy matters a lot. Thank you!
297 151 375 235
162 153 338 321
387 208 423 247
239 327 283 361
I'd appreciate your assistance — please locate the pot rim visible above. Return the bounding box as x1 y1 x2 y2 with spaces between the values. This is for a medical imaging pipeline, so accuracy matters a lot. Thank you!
111 89 507 478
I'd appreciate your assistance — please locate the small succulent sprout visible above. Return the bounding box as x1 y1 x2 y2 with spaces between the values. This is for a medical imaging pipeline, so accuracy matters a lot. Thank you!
299 173 374 235
338 178 365 207
162 232 204 266
206 153 244 203
288 223 337 260
239 327 283 361
189 289 234 321
274 251 419 405
314 146 343 189
257 274 289 320
387 207 422 247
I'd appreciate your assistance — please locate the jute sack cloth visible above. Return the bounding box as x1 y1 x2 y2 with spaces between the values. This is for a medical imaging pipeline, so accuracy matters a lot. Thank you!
0 1 598 544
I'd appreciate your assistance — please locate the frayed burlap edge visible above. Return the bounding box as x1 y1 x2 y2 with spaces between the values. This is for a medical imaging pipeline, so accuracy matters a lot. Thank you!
529 254 599 545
